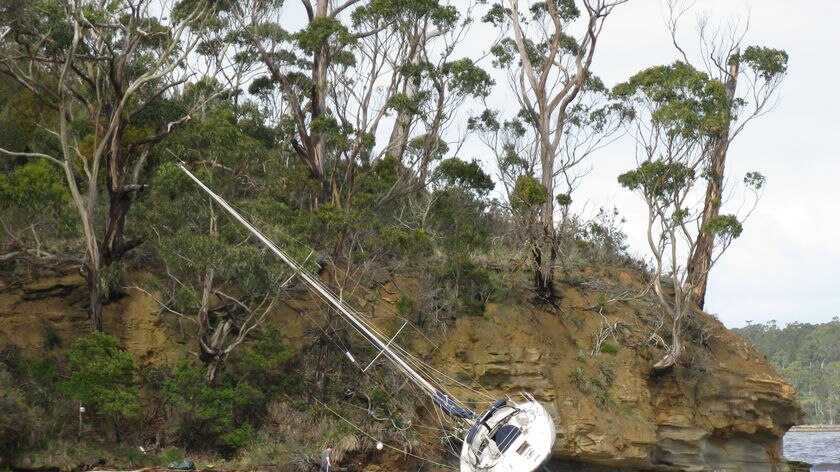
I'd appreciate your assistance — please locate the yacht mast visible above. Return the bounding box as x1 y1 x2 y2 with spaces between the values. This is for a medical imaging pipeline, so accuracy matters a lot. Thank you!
177 163 469 416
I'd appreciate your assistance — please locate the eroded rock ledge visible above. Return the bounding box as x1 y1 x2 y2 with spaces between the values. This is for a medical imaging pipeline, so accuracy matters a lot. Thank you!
436 295 803 471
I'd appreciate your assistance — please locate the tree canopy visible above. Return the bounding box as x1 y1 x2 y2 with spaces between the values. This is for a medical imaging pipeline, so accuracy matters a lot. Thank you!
735 319 840 424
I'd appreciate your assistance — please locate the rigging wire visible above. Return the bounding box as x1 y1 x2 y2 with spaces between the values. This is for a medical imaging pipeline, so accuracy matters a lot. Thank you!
315 398 458 471
277 278 466 464
199 181 499 409
180 164 501 437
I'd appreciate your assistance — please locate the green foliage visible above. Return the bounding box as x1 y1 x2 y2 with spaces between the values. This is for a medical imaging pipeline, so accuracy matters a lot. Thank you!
164 361 259 453
59 332 139 418
0 1 792 464
569 366 588 393
442 58 494 97
395 296 417 317
702 214 742 240
163 325 296 453
556 193 572 206
489 38 516 68
428 160 494 255
219 424 252 452
42 326 61 350
0 159 66 212
436 257 496 317
744 171 766 190
738 46 789 81
512 175 548 210
99 262 126 300
386 93 422 115
152 447 184 467
353 0 459 32
0 366 31 465
613 61 730 138
592 364 615 410
617 160 694 202
296 16 353 52
0 415 24 459
434 158 495 196
482 3 510 27
234 325 296 397
734 318 840 424
599 342 619 355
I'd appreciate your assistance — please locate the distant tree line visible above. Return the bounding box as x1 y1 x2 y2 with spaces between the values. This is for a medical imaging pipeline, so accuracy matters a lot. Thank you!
734 318 840 424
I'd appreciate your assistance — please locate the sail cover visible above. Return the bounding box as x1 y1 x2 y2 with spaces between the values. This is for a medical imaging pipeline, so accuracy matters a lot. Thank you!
433 392 475 419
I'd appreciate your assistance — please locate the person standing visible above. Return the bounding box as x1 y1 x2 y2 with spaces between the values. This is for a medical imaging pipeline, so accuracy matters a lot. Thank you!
320 445 333 472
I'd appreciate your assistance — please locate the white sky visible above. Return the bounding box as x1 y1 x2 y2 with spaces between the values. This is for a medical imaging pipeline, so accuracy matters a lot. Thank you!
556 0 840 328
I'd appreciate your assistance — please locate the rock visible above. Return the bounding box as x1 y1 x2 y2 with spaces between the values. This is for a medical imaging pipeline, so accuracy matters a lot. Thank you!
434 297 802 471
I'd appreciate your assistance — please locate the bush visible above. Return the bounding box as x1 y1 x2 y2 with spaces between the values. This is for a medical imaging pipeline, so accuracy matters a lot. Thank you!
569 367 588 394
164 325 296 455
164 361 260 454
599 342 619 355
59 332 139 419
152 447 183 466
235 324 295 398
42 326 61 350
0 367 30 465
437 257 497 317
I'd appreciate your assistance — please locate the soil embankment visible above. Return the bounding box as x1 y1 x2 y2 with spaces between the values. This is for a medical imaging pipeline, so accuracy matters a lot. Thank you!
0 269 804 471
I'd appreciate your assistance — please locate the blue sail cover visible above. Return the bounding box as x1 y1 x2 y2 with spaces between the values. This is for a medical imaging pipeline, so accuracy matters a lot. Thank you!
433 392 475 419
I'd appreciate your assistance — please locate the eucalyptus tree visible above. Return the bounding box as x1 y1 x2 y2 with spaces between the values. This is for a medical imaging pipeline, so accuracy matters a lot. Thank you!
0 76 74 265
480 0 627 301
235 0 491 212
127 71 311 383
136 92 293 381
666 1 788 308
614 62 764 369
0 0 223 331
229 0 495 397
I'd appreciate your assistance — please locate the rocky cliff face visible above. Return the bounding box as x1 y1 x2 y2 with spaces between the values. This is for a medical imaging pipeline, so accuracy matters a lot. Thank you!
433 269 803 471
0 269 803 471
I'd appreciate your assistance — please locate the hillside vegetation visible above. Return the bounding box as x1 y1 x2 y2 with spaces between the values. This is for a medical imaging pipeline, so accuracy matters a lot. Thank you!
734 319 840 425
0 1 797 470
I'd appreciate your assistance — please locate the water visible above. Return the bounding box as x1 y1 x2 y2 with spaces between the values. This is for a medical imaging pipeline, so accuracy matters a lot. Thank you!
784 431 840 471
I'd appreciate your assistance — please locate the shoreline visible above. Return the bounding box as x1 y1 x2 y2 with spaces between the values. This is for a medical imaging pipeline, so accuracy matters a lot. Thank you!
789 424 840 432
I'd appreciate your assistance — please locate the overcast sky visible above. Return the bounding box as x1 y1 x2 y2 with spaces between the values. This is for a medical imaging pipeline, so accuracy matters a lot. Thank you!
553 0 840 328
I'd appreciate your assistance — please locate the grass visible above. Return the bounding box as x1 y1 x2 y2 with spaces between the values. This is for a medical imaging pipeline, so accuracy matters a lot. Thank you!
569 367 589 394
599 342 619 355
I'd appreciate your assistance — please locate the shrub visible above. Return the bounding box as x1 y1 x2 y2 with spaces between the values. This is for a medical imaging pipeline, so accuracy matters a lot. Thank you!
569 367 588 394
59 332 139 419
437 257 497 317
235 324 295 398
0 368 30 464
599 342 619 355
152 447 183 466
42 326 61 350
164 361 263 454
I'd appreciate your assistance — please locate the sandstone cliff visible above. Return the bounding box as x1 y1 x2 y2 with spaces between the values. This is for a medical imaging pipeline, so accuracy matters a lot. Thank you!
0 268 803 471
